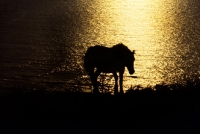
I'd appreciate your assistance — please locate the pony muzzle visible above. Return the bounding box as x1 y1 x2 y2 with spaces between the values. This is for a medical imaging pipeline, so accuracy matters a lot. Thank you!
129 70 135 75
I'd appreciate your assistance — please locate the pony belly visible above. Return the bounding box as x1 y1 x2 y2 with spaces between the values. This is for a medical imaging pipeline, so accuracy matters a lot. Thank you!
98 66 120 73
101 70 115 73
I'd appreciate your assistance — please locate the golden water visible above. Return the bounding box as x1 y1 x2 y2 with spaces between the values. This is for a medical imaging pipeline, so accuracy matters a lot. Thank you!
1 0 200 91
76 0 200 89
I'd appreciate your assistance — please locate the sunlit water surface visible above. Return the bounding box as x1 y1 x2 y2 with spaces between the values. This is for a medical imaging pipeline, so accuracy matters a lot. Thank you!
1 0 200 92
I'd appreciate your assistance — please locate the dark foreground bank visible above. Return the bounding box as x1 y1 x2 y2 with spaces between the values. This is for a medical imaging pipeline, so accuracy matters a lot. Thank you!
0 88 200 134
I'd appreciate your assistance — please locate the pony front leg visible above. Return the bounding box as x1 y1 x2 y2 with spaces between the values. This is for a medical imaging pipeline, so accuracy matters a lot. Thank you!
113 72 118 95
119 71 124 94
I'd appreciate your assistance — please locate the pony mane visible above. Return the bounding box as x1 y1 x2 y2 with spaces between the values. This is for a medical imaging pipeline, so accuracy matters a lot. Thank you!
112 43 135 53
112 43 128 49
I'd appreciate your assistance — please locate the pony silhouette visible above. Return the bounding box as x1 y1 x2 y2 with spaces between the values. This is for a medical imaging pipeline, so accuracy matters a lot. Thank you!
84 43 135 94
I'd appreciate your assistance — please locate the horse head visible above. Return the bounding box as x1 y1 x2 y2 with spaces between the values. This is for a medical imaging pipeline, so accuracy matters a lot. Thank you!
126 50 135 75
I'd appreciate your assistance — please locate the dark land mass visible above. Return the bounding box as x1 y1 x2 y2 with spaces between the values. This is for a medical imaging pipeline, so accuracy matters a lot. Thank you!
0 86 200 134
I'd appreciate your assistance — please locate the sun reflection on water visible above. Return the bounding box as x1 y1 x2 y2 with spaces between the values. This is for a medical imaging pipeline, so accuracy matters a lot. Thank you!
77 0 186 89
77 0 199 92
56 0 200 92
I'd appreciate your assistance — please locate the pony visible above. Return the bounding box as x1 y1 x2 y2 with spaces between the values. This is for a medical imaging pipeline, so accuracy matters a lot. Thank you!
84 43 135 94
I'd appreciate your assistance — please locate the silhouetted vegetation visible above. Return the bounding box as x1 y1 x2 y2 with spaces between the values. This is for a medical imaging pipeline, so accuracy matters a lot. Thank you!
1 79 200 133
126 78 200 94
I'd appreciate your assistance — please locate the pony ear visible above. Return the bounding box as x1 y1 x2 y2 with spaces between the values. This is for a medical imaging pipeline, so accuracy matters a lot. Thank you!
132 50 135 54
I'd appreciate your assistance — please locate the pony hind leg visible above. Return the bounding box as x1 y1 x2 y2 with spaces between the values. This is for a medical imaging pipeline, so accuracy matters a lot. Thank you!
91 69 101 93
